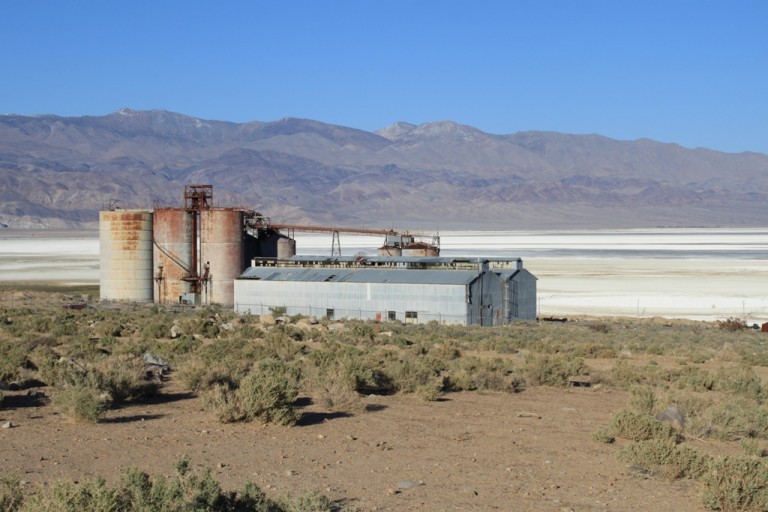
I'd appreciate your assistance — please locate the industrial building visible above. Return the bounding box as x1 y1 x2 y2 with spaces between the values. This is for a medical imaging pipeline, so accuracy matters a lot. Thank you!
100 184 538 324
234 255 537 326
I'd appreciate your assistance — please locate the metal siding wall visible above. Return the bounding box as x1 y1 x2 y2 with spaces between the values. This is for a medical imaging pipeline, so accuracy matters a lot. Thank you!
513 270 538 320
234 280 470 324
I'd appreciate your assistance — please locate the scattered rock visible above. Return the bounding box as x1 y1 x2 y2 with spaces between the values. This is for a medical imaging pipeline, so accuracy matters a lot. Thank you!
259 314 276 326
517 412 541 419
170 325 181 338
2 421 13 429
656 406 686 431
328 322 346 332
276 316 291 325
397 481 424 489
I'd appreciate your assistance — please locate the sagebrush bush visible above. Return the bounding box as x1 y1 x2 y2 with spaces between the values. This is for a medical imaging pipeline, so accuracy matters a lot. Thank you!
618 439 710 479
0 475 23 512
609 410 680 442
5 460 300 512
53 384 106 423
94 355 159 402
522 353 589 387
701 456 768 511
239 358 300 425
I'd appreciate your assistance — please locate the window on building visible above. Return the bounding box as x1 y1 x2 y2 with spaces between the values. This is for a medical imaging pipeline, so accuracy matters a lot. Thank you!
388 310 396 321
326 308 334 319
405 311 418 323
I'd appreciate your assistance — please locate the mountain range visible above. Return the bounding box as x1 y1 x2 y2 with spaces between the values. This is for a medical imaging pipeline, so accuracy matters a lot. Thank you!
1 108 767 230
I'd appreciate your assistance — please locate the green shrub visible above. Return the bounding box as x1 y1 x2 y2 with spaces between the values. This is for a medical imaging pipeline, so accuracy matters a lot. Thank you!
522 353 589 387
592 428 615 444
11 461 286 512
53 384 106 423
714 365 765 401
0 475 23 512
238 358 300 425
609 410 681 442
618 439 710 479
95 355 159 402
692 399 768 441
0 340 27 382
701 457 768 511
629 386 657 415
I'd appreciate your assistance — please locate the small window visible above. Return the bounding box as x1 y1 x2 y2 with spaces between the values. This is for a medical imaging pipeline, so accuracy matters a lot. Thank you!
326 308 335 319
405 311 418 324
388 310 396 321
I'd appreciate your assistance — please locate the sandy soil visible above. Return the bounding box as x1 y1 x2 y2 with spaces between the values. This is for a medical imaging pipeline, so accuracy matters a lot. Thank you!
1 378 706 512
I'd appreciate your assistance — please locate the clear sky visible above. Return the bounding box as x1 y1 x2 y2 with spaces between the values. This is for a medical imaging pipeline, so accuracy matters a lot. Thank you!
1 1 766 154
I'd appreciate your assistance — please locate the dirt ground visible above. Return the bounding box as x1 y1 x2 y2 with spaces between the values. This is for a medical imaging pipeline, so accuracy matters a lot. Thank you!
2 378 706 511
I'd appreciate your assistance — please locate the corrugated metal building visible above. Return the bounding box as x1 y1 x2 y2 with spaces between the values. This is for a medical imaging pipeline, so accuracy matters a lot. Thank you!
234 256 537 325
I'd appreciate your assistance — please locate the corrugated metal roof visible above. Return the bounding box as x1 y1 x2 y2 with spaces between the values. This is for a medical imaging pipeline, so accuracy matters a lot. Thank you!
240 266 480 285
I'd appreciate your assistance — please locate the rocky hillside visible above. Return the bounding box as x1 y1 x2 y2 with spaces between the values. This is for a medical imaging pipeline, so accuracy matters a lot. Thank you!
1 108 767 229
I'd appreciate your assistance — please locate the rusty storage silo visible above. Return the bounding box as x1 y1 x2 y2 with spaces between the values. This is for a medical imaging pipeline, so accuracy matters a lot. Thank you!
99 210 154 302
377 244 402 256
153 208 194 303
201 208 245 306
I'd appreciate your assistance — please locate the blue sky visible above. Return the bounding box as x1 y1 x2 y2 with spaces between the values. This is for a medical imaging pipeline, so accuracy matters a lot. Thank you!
1 1 766 154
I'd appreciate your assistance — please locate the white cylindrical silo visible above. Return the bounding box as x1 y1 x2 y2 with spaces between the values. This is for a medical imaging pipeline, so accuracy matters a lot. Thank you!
99 210 154 302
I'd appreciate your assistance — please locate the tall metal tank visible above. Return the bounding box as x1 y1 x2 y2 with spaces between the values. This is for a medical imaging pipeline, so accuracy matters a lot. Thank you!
153 208 194 303
276 236 296 259
377 245 402 257
99 210 154 302
201 208 245 306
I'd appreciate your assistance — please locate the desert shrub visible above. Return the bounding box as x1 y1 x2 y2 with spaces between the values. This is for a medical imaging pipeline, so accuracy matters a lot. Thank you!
12 461 286 512
588 322 611 334
379 352 439 394
717 317 748 331
201 383 245 423
609 410 680 442
629 386 657 415
522 353 589 387
301 360 363 412
237 358 300 425
607 360 658 389
429 340 462 361
0 340 28 382
52 384 106 423
618 439 710 479
572 342 617 359
592 428 615 444
0 475 23 512
280 490 335 512
444 356 522 393
701 457 768 511
94 355 159 402
692 399 768 441
740 439 767 458
714 365 765 401
263 328 303 360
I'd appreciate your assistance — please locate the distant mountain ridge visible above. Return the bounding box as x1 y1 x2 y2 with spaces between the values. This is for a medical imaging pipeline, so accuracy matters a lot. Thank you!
1 108 767 229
